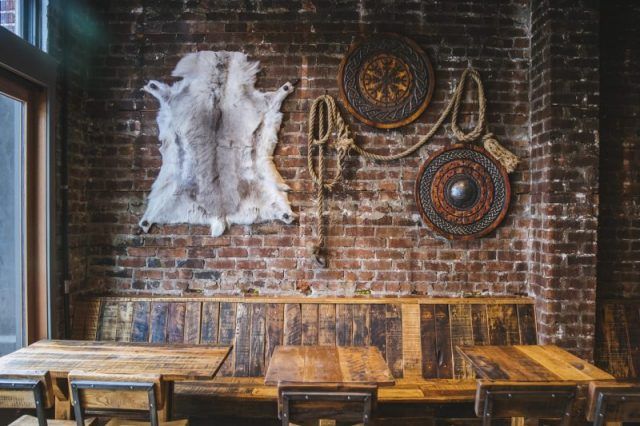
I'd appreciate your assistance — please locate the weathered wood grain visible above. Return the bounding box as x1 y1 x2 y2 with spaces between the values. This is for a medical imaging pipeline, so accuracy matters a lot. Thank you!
115 302 133 343
301 303 319 346
420 304 437 379
184 302 201 344
234 303 252 376
470 304 489 345
517 304 537 344
318 304 336 346
434 304 453 379
352 304 370 347
385 304 403 378
97 301 118 341
449 304 474 379
284 304 302 345
200 301 219 344
167 302 186 344
149 302 169 343
336 304 354 346
250 303 266 376
401 304 421 377
370 304 387 361
265 303 284 369
487 304 519 345
131 301 151 343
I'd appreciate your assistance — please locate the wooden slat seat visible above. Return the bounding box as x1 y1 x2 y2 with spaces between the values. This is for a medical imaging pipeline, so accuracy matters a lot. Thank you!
72 295 538 421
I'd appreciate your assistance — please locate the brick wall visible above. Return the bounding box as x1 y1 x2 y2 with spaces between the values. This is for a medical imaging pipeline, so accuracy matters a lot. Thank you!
83 0 531 297
529 0 600 359
0 0 16 33
597 0 640 299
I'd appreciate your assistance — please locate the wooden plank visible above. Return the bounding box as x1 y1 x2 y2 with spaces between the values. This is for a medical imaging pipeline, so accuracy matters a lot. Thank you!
71 299 101 340
131 301 151 343
385 304 403 378
249 303 266 376
336 304 354 346
471 304 489 345
352 304 370 346
167 302 186 344
149 302 169 343
336 346 395 385
318 304 336 346
517 304 537 344
283 303 302 345
602 303 633 378
265 303 284 369
301 304 318 346
234 303 252 376
514 345 615 382
200 302 219 344
449 304 474 379
487 304 520 345
218 302 237 345
97 301 118 341
401 304 422 377
0 340 231 381
183 302 201 344
420 304 438 379
458 346 558 381
115 302 134 342
625 303 640 376
434 304 453 379
370 304 387 360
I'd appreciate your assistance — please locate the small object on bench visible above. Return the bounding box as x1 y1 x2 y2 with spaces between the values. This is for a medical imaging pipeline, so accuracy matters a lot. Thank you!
69 371 188 426
279 384 377 426
475 380 577 426
586 381 640 426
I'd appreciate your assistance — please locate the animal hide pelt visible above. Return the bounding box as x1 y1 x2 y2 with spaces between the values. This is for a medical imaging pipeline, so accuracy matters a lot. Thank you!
140 51 296 236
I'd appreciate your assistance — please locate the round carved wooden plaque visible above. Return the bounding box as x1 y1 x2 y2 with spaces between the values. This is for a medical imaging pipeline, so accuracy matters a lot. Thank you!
338 33 435 129
415 145 511 240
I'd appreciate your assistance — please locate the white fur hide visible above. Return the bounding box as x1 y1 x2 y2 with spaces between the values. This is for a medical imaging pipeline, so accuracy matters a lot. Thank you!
140 51 296 236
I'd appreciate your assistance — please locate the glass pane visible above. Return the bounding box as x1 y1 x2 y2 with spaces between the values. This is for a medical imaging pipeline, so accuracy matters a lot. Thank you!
0 0 22 36
0 92 24 355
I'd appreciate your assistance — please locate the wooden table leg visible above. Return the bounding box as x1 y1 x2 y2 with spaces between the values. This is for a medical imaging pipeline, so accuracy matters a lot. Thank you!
52 377 71 420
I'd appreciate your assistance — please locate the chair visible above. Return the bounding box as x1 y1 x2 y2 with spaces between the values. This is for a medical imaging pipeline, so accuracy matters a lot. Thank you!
587 381 640 426
68 371 188 426
0 369 93 426
277 383 377 426
475 380 577 426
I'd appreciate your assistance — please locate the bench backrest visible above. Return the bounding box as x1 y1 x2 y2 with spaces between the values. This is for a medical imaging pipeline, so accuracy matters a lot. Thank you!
72 296 537 379
595 299 640 379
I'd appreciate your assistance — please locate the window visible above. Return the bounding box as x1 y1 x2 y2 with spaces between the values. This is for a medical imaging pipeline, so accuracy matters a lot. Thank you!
1 0 48 51
0 25 56 353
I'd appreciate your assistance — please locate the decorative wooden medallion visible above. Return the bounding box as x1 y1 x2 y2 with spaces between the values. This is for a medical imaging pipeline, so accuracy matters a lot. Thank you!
415 145 511 240
338 33 435 129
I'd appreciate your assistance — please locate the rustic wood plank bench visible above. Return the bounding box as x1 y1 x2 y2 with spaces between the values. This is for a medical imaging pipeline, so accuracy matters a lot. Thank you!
595 299 640 379
72 296 538 422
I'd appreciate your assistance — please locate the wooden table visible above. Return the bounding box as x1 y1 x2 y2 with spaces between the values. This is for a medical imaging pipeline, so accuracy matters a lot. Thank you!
0 340 231 420
457 345 615 425
265 346 395 386
456 345 614 383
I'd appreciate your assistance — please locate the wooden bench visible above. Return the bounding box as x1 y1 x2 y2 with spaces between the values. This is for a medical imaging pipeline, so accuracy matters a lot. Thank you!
595 299 640 379
72 296 538 422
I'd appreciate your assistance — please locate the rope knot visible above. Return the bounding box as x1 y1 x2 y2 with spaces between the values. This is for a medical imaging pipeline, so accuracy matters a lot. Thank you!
335 137 354 154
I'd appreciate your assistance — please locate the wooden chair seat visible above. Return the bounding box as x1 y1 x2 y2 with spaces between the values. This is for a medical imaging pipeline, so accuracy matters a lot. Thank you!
9 414 95 425
104 419 188 426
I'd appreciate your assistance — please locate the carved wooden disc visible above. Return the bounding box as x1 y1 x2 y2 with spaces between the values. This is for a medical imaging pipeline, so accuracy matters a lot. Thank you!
415 145 511 240
338 33 435 129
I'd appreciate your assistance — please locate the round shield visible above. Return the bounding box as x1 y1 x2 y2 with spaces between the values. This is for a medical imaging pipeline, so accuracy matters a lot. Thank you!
337 33 435 129
415 145 511 240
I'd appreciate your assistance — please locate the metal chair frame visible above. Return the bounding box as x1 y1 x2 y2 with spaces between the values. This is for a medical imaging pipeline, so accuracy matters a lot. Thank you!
481 388 575 426
70 380 158 426
591 390 640 426
280 389 374 426
0 378 48 426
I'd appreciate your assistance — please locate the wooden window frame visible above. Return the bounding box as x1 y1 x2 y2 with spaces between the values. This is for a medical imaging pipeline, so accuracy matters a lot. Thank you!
0 27 57 342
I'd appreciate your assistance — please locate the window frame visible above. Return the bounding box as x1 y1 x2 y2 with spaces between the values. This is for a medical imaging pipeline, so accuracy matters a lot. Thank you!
0 26 57 343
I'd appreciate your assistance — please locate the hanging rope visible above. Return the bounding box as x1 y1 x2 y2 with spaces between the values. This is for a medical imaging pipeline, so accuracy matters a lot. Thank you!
306 67 519 266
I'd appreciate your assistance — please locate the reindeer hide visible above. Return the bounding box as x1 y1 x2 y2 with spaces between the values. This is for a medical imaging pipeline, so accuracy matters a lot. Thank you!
140 51 296 236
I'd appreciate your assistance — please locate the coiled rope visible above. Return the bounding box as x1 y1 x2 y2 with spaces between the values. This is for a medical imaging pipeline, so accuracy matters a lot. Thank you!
306 67 518 266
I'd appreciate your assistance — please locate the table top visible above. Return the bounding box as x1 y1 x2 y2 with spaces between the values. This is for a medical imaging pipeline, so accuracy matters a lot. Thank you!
265 346 395 387
457 344 615 383
0 340 232 381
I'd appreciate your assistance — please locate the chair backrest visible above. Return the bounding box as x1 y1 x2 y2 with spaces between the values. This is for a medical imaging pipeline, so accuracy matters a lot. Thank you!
72 296 538 379
587 381 640 426
69 371 164 426
475 380 577 426
0 370 53 426
278 383 377 426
